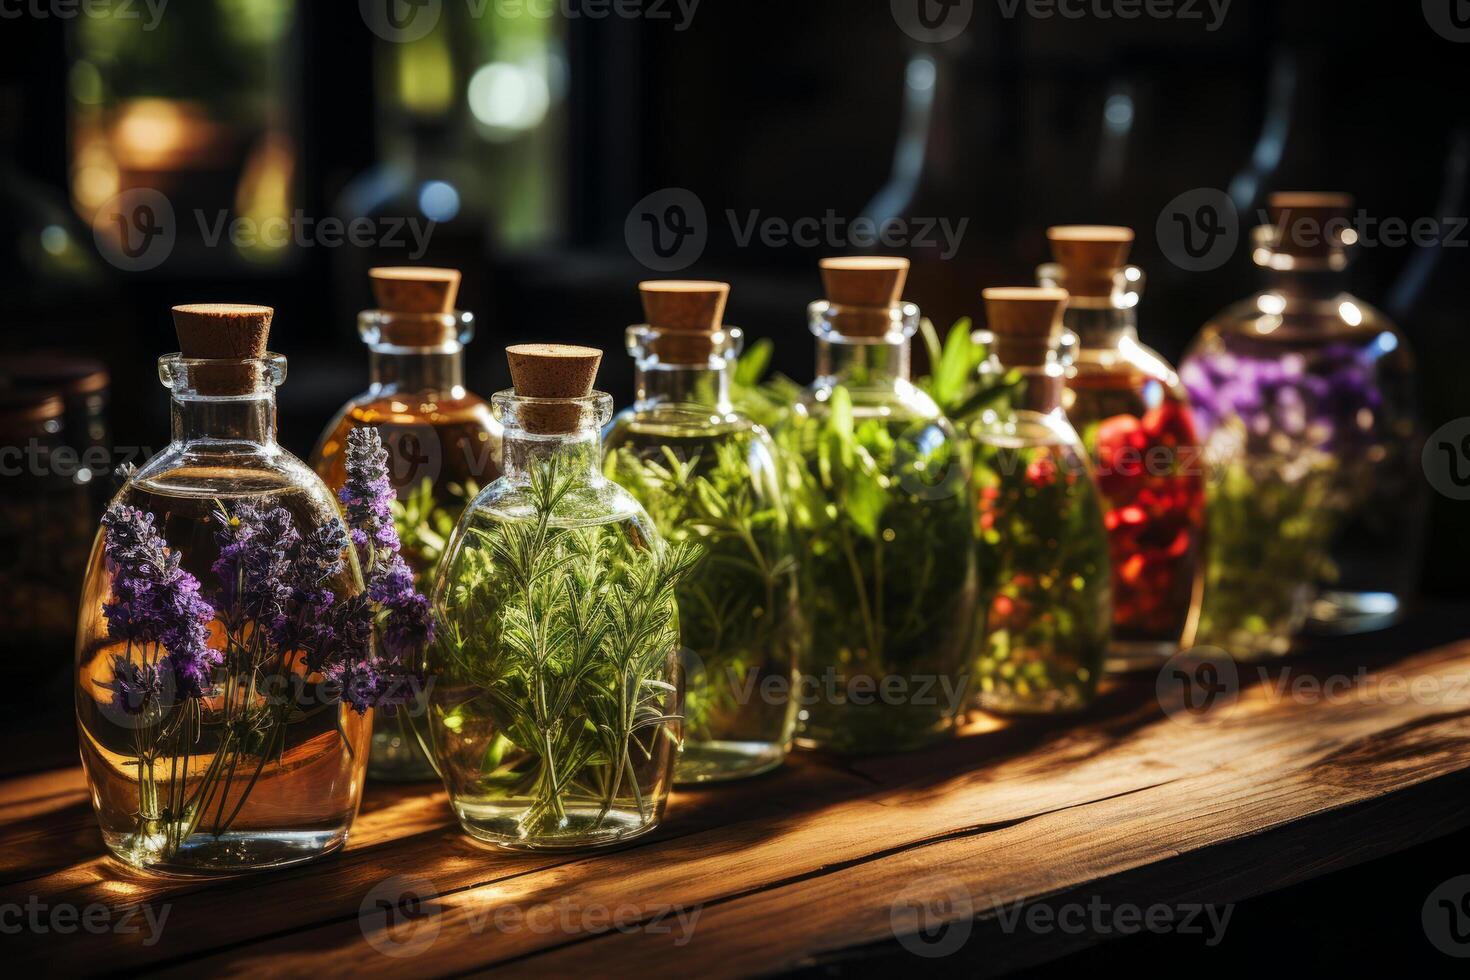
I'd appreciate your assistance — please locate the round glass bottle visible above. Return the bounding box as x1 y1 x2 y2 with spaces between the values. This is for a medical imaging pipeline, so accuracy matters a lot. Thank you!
782 257 977 754
76 306 369 875
1039 227 1206 671
428 345 688 850
969 288 1111 714
603 281 801 783
312 268 502 781
1182 193 1425 654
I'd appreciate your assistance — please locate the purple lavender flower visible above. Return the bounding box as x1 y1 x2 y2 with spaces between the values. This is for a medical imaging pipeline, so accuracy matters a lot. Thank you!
340 427 400 563
100 654 163 716
212 505 298 627
327 659 383 715
100 505 220 698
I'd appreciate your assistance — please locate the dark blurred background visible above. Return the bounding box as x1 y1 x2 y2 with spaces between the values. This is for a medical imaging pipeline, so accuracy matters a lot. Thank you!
1 3 1467 651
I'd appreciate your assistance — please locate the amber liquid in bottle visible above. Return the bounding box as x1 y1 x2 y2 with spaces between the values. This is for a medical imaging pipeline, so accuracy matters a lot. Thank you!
311 310 502 781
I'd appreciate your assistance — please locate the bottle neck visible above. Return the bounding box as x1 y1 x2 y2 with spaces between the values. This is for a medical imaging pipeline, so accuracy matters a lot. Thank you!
817 336 911 385
634 360 731 411
368 344 465 395
1263 265 1350 304
170 392 277 449
1012 365 1065 415
1063 304 1137 348
501 427 602 484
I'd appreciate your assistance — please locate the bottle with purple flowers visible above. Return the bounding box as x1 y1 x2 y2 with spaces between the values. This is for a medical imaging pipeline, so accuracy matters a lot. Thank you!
1182 193 1426 657
75 306 432 874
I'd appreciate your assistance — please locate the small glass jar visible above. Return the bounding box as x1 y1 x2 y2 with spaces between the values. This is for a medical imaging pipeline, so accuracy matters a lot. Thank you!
1040 236 1205 671
1183 194 1425 654
781 269 977 754
604 319 801 783
313 304 502 781
76 351 369 875
968 290 1111 714
428 382 682 849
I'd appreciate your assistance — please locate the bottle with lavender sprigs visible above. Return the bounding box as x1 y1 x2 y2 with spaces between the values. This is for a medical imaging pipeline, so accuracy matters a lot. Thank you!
312 267 501 782
76 305 433 874
1182 193 1426 657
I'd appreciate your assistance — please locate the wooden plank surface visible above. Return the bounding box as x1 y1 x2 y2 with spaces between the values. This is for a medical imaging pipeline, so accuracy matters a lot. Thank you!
5 610 1470 977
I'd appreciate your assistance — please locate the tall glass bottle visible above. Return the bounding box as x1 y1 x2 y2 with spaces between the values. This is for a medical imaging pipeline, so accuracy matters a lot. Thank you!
77 305 369 874
1039 227 1205 671
1182 193 1425 654
603 281 801 783
782 257 977 754
312 267 502 781
969 288 1111 714
428 345 689 849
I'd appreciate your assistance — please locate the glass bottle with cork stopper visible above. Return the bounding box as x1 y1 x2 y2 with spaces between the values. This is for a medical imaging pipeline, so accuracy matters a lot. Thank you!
782 256 977 754
311 266 501 781
1038 226 1205 671
968 288 1111 715
603 281 800 783
76 304 370 874
427 344 693 849
1182 193 1424 654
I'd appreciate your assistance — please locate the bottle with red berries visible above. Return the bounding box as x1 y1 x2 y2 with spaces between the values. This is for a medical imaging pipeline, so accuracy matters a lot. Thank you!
969 288 1111 715
1038 226 1206 672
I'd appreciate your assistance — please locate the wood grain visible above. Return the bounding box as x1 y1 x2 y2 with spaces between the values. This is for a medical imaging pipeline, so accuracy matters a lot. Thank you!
5 616 1470 978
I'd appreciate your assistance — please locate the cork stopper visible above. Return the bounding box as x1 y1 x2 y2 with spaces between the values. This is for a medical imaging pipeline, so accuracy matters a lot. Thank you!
368 267 463 346
638 280 729 363
819 256 910 337
171 304 273 395
982 287 1068 367
1267 192 1355 258
1047 226 1134 298
505 344 603 434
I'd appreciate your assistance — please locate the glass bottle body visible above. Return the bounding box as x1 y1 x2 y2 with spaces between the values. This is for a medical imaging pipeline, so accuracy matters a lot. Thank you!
1038 267 1205 671
603 329 800 783
969 370 1111 714
312 312 502 781
1183 266 1424 655
781 306 978 754
428 394 680 849
77 357 369 875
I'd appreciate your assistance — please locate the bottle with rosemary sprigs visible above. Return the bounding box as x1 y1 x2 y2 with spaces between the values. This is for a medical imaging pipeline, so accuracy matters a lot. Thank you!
76 306 428 874
604 281 801 783
781 257 977 754
428 344 698 849
312 267 501 781
1038 227 1205 672
1182 193 1425 656
969 289 1111 714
